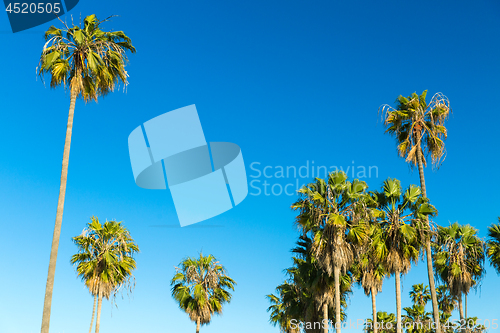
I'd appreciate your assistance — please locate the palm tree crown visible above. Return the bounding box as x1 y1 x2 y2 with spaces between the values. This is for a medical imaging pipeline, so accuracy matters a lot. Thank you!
38 14 136 99
486 218 500 274
433 222 485 325
409 283 431 308
71 217 139 333
380 90 451 168
373 179 436 275
71 217 139 297
433 222 485 297
171 254 236 333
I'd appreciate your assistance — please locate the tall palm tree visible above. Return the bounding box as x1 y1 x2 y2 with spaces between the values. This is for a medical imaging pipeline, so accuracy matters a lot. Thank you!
381 90 451 333
38 15 136 333
292 171 371 333
353 223 388 333
372 178 437 333
433 223 485 327
71 217 139 333
486 218 500 274
171 254 236 333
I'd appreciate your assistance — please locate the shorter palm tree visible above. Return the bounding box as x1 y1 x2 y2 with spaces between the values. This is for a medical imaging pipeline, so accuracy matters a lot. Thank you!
267 235 352 333
403 284 432 333
436 285 457 332
409 284 431 308
486 218 500 275
292 171 371 333
171 253 236 333
71 217 139 333
267 285 301 333
403 304 432 333
365 312 396 333
433 223 485 326
353 223 388 333
372 178 436 333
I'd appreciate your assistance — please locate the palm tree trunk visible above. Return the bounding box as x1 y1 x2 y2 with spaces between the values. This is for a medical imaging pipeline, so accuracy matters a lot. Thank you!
95 290 103 333
334 265 341 333
458 293 464 333
465 294 467 320
395 271 402 333
323 302 329 333
89 294 97 333
371 287 378 333
196 317 201 333
41 85 77 333
415 138 442 333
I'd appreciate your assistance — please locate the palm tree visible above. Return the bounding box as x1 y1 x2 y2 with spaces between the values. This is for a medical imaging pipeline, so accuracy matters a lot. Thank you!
291 235 336 332
38 15 136 333
354 223 388 333
409 284 431 308
403 304 432 333
372 178 437 333
267 235 352 333
71 217 139 333
486 218 500 274
403 284 433 333
436 285 457 332
381 90 451 333
433 223 485 327
292 171 371 333
267 282 301 333
292 235 352 330
365 312 396 333
171 253 236 333
436 285 456 315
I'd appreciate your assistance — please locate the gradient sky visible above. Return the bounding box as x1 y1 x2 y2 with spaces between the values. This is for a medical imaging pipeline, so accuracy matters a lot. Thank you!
1 1 499 333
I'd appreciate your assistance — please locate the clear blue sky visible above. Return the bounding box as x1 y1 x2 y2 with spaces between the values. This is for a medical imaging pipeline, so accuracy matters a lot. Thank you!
1 0 499 332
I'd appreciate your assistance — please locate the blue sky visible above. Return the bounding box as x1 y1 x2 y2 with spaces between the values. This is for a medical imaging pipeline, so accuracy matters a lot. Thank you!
1 0 500 332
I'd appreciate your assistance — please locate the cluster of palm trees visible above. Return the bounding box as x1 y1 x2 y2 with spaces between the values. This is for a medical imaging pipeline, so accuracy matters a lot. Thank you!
37 14 239 333
267 91 500 333
38 14 136 333
71 220 236 333
35 13 500 333
365 283 486 333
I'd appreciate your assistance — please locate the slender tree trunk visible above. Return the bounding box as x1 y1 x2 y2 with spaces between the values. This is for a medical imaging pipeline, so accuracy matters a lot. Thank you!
465 294 467 320
95 290 103 333
371 287 378 333
196 317 201 333
395 270 402 333
89 294 97 333
415 138 442 333
334 266 341 333
458 293 464 333
465 294 468 333
323 302 329 333
41 85 77 333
